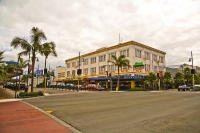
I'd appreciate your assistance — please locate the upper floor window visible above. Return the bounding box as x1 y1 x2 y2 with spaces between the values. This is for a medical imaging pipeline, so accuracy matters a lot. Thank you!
67 63 71 68
91 57 96 64
152 54 157 61
72 70 75 76
83 59 88 65
99 55 106 62
90 67 96 73
77 61 82 66
154 66 157 72
99 66 106 72
108 65 116 71
72 62 76 67
108 52 116 59
159 56 164 63
135 49 141 57
122 66 128 69
83 68 88 74
111 65 115 70
120 49 129 57
67 71 70 77
145 64 150 71
144 52 150 60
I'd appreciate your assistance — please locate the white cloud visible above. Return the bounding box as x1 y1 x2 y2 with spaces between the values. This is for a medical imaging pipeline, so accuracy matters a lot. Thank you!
1 0 200 70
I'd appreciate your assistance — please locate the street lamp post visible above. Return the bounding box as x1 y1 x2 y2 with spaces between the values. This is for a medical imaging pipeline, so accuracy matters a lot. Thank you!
77 52 82 92
189 51 195 87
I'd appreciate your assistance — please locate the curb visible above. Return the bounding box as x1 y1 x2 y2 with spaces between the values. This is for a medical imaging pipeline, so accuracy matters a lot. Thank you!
0 99 22 103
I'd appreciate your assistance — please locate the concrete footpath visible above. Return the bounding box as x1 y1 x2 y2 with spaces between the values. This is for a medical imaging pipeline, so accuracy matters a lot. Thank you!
0 87 78 133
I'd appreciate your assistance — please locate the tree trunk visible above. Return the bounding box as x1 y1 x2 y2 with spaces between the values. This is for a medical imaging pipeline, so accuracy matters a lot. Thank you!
117 67 120 91
31 52 35 92
44 57 47 93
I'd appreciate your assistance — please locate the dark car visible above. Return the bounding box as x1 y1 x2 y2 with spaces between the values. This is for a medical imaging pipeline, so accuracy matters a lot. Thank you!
178 85 191 91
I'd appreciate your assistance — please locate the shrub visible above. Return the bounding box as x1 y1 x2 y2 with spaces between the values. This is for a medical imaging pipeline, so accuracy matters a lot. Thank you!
127 87 146 91
195 87 200 91
18 91 43 98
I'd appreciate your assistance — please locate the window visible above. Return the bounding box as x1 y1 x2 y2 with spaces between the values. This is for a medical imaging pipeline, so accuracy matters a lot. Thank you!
83 68 88 74
111 65 115 70
99 55 106 62
159 56 164 63
91 57 96 63
127 49 129 57
108 65 116 71
72 62 76 67
152 54 157 61
144 52 150 59
67 63 71 68
67 71 70 77
83 59 88 65
123 66 128 69
120 49 129 57
72 70 75 76
77 61 81 66
108 52 116 59
154 66 157 72
135 49 141 57
99 66 106 72
90 67 96 73
145 64 150 71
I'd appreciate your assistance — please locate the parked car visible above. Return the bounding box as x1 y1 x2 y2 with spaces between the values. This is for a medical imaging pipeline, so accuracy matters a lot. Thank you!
87 84 106 91
178 85 191 91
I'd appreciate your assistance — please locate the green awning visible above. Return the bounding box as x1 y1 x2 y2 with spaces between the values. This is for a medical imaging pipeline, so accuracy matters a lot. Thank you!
133 62 144 67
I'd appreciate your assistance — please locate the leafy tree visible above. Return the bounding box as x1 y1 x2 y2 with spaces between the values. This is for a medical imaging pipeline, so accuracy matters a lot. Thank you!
17 57 29 70
107 55 131 91
11 27 47 92
0 65 7 83
145 72 158 90
0 52 7 84
163 71 173 89
41 42 57 91
174 72 184 88
17 56 29 90
183 67 192 86
0 51 4 64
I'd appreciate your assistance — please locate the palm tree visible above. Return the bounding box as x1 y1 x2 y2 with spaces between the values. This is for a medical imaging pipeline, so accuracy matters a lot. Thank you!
0 51 4 64
107 55 131 91
163 71 173 89
145 72 157 90
0 51 7 84
17 56 29 90
174 72 184 88
11 27 47 92
183 67 192 86
41 42 57 93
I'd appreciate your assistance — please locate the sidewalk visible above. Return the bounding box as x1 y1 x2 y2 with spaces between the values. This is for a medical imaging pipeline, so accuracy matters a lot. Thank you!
0 87 80 133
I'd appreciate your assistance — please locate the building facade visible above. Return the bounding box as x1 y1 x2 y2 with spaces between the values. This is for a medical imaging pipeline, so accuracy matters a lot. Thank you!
56 41 166 90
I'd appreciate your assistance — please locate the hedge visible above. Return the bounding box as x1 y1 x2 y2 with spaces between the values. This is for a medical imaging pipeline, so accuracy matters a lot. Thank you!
18 91 43 98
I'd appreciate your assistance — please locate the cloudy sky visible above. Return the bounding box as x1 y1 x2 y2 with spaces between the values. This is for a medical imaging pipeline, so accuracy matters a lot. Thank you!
0 0 200 70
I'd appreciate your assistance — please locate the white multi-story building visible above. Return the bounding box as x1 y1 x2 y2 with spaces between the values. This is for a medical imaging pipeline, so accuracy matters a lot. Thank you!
57 40 166 89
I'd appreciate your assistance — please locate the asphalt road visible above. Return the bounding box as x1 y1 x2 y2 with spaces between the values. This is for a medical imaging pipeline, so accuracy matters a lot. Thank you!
23 89 200 133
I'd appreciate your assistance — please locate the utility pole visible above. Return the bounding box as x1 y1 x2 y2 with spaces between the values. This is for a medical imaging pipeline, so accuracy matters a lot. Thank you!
191 51 195 87
77 52 82 92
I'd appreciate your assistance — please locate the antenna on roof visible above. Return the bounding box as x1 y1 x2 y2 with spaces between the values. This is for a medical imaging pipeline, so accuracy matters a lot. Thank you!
119 33 122 44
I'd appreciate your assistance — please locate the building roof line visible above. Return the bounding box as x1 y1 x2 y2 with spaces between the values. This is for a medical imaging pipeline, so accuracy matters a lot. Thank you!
65 40 166 63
